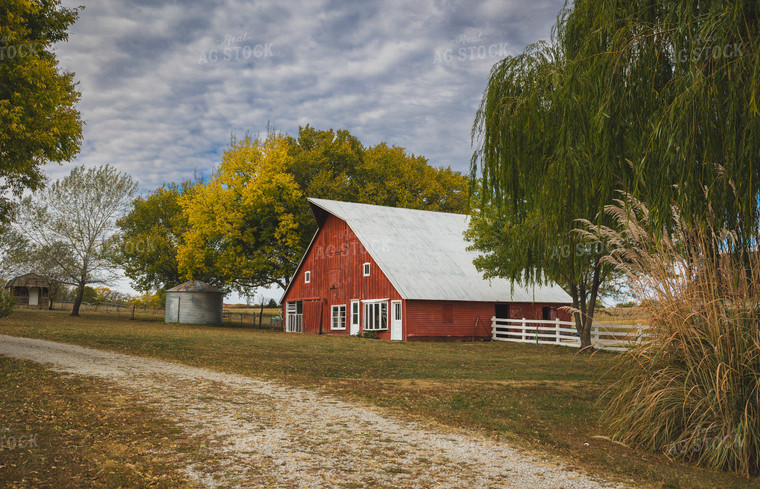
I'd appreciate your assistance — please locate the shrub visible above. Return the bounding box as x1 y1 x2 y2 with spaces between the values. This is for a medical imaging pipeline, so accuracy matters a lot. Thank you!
580 195 760 476
0 289 16 318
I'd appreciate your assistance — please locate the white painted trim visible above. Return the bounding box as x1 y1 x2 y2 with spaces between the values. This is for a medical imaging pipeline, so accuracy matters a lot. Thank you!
304 270 311 283
360 298 389 303
362 262 370 276
362 300 388 331
350 300 360 335
330 304 347 330
390 300 402 341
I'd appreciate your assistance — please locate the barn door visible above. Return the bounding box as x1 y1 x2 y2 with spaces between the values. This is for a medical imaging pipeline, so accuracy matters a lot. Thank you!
390 300 402 341
350 300 360 335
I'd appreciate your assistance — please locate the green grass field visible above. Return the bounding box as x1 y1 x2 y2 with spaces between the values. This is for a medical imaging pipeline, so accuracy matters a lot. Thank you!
0 309 756 489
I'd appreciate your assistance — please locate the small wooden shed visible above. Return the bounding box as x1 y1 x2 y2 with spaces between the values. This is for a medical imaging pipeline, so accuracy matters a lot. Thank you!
165 280 224 325
4 273 50 309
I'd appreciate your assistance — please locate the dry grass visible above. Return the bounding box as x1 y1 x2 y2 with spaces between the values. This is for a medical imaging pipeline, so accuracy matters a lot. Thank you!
582 195 760 477
0 356 208 488
0 309 758 488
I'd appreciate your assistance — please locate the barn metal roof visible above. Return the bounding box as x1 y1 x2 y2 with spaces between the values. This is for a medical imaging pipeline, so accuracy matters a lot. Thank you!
306 198 573 303
166 280 224 294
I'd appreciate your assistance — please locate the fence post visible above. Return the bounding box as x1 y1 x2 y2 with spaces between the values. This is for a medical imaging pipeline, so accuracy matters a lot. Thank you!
522 318 526 341
555 318 560 344
491 317 497 340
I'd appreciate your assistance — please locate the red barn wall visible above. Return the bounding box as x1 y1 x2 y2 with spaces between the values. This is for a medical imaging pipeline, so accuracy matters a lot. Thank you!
282 214 401 339
404 300 572 341
405 300 493 340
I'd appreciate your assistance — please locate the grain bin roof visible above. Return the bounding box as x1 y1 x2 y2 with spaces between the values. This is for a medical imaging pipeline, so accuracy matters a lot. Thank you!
167 280 224 294
297 198 572 303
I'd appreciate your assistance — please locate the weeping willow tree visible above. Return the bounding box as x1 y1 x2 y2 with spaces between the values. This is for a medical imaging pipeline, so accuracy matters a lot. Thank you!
470 1 760 349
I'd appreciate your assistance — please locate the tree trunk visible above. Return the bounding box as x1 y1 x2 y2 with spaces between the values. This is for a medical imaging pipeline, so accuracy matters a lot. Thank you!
578 260 603 352
71 283 85 317
259 302 264 327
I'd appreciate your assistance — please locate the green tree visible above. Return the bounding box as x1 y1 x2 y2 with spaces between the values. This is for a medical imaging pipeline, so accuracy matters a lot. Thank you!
559 1 760 245
469 1 760 348
81 285 97 304
469 38 619 349
116 180 202 292
13 165 137 316
0 0 83 222
359 143 468 212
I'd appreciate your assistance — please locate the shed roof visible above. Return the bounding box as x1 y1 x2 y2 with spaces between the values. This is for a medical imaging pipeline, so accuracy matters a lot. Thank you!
4 273 50 289
166 280 224 294
299 198 572 303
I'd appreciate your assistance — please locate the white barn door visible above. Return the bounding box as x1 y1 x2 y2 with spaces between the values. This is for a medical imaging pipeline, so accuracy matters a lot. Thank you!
390 300 402 341
350 300 360 335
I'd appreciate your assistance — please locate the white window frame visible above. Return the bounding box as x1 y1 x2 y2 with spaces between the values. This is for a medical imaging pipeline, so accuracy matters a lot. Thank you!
363 300 388 331
331 304 347 330
350 300 360 332
286 301 303 333
304 270 311 283
362 262 370 277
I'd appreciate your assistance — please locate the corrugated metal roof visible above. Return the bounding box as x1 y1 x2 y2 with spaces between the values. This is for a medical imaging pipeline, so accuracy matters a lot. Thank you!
307 198 573 303
166 280 225 294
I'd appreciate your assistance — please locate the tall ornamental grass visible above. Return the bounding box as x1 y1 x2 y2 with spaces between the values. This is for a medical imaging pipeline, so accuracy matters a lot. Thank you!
580 196 760 476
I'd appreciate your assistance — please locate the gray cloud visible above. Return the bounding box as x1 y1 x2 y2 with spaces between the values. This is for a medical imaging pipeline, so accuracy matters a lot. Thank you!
53 0 565 192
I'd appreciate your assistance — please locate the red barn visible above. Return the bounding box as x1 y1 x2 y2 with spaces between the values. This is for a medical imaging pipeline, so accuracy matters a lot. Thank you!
281 198 573 341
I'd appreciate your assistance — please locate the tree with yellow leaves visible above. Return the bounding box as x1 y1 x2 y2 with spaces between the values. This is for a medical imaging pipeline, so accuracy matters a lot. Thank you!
177 135 304 293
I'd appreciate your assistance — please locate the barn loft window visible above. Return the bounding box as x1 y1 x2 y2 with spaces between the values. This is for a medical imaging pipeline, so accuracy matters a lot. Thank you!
331 304 346 330
304 271 311 283
363 262 371 276
363 301 388 331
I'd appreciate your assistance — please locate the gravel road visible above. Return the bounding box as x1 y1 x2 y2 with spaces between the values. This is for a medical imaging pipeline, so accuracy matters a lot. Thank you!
0 334 626 489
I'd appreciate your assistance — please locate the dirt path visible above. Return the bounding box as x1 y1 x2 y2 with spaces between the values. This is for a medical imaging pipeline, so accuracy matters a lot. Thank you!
0 335 624 489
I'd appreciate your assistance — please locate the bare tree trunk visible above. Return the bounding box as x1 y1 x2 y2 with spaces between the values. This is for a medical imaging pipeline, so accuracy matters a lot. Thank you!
259 301 264 327
578 260 603 352
71 282 84 317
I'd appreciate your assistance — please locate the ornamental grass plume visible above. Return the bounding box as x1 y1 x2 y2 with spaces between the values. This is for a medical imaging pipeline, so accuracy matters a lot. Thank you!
578 194 760 476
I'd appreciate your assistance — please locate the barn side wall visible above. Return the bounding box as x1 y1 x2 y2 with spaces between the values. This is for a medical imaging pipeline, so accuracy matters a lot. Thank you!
282 213 402 339
404 300 573 341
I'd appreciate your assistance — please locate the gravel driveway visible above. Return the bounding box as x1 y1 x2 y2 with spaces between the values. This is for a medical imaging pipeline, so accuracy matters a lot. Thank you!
0 334 625 489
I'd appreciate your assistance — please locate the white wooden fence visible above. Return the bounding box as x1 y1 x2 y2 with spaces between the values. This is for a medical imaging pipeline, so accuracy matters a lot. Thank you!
491 317 648 351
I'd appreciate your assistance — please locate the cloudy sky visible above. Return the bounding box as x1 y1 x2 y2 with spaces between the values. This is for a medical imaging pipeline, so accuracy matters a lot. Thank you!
52 0 566 190
50 0 566 300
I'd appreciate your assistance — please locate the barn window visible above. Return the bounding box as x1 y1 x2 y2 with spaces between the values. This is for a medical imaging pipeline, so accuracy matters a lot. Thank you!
331 305 346 330
362 262 370 276
442 303 453 323
304 271 311 283
363 301 388 331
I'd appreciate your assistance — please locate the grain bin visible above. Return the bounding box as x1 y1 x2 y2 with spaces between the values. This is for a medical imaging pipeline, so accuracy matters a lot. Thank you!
165 280 224 325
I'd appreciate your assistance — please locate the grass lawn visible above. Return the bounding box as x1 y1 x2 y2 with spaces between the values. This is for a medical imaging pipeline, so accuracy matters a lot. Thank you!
1 309 756 489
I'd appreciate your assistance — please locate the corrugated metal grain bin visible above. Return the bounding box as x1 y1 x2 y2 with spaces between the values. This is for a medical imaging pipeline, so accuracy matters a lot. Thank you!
165 280 224 325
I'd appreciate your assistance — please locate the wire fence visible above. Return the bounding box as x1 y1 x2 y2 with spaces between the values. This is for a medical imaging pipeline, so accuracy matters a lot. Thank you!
51 301 283 329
